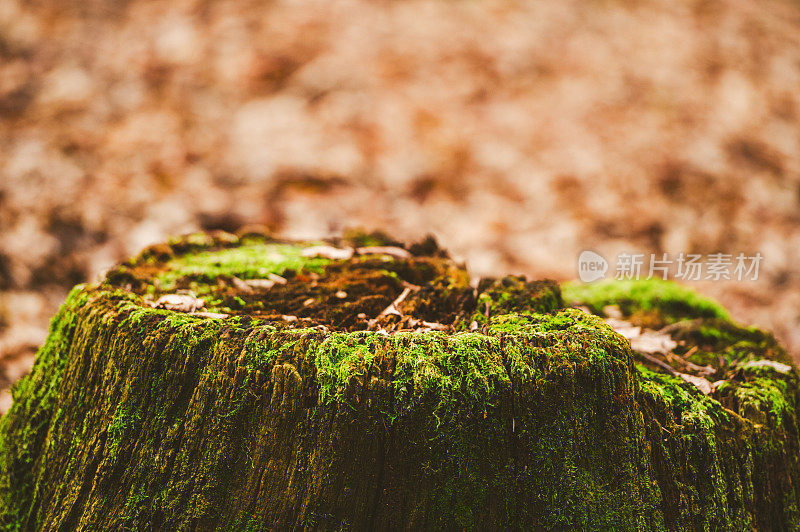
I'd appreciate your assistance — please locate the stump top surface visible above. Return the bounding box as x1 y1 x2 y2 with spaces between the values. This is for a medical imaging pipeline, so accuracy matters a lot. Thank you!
99 231 795 394
103 230 562 334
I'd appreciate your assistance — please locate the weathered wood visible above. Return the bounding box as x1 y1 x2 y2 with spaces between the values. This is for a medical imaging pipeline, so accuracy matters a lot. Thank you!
1 232 798 530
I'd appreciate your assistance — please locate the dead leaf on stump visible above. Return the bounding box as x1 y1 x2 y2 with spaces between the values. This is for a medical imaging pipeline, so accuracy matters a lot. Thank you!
677 372 714 395
153 294 204 313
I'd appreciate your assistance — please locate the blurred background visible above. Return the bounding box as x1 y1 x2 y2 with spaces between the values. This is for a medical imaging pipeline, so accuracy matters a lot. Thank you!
1 0 800 412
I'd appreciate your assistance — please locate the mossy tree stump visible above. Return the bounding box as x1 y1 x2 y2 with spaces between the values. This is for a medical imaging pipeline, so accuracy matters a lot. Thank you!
1 231 799 530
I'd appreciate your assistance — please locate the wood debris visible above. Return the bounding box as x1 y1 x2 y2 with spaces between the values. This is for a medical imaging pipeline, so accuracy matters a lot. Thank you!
404 318 448 331
381 288 412 316
190 311 229 319
630 332 678 355
420 321 448 331
368 287 412 328
605 315 720 392
635 351 678 376
742 359 793 374
301 246 355 260
666 351 715 377
230 276 254 293
268 273 288 284
244 279 276 290
356 246 411 259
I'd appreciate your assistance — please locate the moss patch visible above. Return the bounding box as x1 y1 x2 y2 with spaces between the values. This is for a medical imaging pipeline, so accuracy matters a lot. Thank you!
156 241 331 291
562 278 729 326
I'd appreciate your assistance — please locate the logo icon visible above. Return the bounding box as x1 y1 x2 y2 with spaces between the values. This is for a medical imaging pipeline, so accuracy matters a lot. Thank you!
578 250 608 282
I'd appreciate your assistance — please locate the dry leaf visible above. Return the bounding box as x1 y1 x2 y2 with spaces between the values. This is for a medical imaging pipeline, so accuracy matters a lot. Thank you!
154 294 204 313
606 318 677 354
678 372 713 395
605 318 641 340
630 332 678 354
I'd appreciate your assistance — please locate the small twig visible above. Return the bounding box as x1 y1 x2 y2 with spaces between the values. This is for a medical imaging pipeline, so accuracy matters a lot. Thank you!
301 246 354 260
356 246 411 259
684 361 715 376
190 311 229 319
368 287 412 328
388 288 411 316
420 321 448 331
683 346 699 358
658 319 702 335
654 418 672 434
666 347 715 376
634 351 677 376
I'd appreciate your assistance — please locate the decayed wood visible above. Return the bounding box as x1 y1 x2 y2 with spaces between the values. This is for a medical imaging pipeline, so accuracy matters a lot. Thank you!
1 232 799 530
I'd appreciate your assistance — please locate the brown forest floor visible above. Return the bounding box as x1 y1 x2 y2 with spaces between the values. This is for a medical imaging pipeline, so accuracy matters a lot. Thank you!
1 0 800 413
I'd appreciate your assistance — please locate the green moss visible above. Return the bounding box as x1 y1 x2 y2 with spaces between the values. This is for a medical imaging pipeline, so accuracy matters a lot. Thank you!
313 330 511 420
635 366 751 529
242 328 282 372
314 332 378 404
3 238 800 529
716 377 795 429
107 404 141 463
662 318 792 372
341 229 396 248
287 307 659 529
635 363 800 529
167 232 218 249
562 279 730 323
488 309 631 359
637 365 721 429
0 285 90 527
502 313 660 528
156 242 331 291
121 485 150 529
391 331 508 423
473 277 562 326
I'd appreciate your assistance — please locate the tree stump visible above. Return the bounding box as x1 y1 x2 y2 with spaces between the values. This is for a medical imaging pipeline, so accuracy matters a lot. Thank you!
1 231 798 530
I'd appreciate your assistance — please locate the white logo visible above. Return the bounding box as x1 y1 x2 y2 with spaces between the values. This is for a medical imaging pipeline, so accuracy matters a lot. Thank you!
578 250 608 282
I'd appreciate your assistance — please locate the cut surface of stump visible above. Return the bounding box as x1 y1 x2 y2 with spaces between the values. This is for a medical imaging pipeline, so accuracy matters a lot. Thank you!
1 231 799 530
